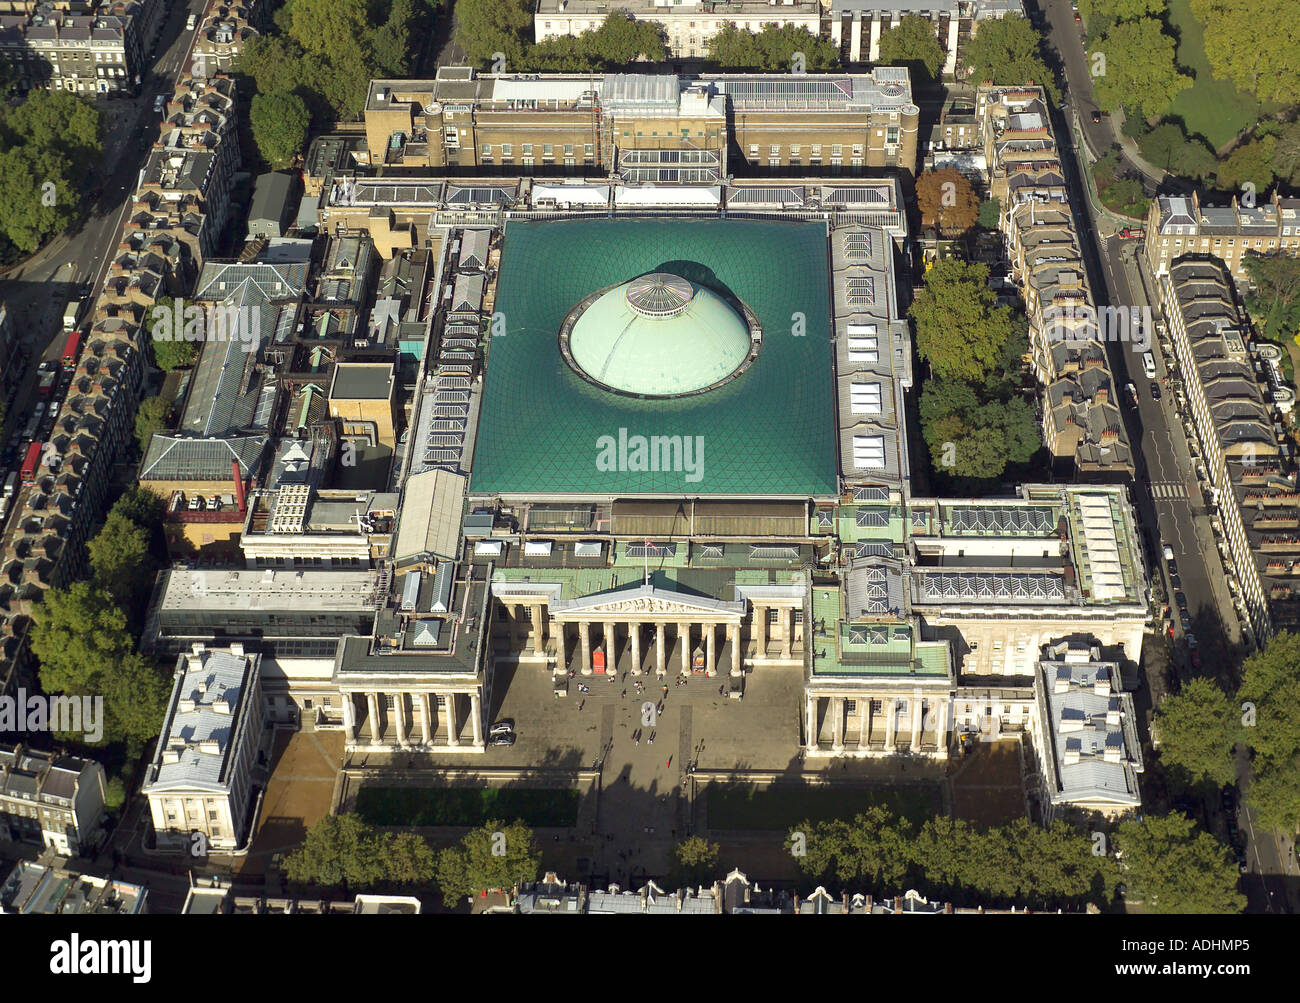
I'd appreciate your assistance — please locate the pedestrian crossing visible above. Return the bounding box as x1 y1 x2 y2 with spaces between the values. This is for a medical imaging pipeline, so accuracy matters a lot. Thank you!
1150 482 1188 500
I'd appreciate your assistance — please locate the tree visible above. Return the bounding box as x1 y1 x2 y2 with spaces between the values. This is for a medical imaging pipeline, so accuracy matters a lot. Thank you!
1079 0 1167 20
1270 120 1300 188
1136 122 1217 180
1154 678 1241 788
0 146 78 253
524 12 666 72
1191 0 1300 106
88 510 154 609
1114 815 1245 913
370 0 415 77
3 90 102 172
1236 631 1300 832
454 0 532 71
1089 19 1191 121
877 14 948 82
1215 135 1277 193
977 197 1001 230
29 582 134 697
433 820 540 908
706 22 838 71
671 836 721 887
962 15 1060 104
135 395 171 453
910 259 1015 381
380 831 436 886
236 35 313 97
284 813 388 891
250 91 310 170
791 809 913 890
916 168 979 237
100 652 171 748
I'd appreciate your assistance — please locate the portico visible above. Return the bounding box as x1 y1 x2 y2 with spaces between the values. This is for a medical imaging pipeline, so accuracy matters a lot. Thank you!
340 686 485 752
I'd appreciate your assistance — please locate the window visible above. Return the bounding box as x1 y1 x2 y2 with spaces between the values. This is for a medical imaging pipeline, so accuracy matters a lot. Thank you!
481 143 491 159
563 144 574 156
810 144 822 159
847 328 878 361
850 382 882 414
584 143 594 159
832 144 843 157
769 144 780 157
748 144 758 157
852 435 886 469
543 144 554 157
501 143 512 158
852 144 863 157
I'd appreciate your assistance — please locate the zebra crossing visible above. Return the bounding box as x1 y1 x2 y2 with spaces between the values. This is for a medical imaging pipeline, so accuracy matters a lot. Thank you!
1150 481 1188 500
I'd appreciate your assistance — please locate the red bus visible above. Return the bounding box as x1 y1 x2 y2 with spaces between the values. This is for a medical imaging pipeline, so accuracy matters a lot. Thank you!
20 441 42 486
62 329 82 368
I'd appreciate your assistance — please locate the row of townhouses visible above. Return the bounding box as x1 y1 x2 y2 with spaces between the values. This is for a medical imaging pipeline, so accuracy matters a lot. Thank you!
0 67 241 697
978 84 1135 478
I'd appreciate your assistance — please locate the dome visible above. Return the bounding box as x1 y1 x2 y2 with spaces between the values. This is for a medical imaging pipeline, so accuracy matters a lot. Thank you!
564 273 755 398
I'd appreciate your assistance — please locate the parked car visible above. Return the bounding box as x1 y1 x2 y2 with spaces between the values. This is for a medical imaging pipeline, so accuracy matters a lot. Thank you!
489 720 514 737
1179 612 1192 631
1149 381 1162 401
1174 591 1188 611
1142 351 1157 379
1125 382 1139 407
1091 110 1101 124
186 13 197 30
488 732 516 747
1185 632 1198 648
153 93 165 113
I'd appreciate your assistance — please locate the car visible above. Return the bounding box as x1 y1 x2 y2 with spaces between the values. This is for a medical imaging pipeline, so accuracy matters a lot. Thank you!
1162 544 1175 561
153 93 165 113
1185 632 1198 648
1150 381 1162 400
1175 591 1188 610
1142 351 1157 379
1091 110 1102 124
1222 786 1237 811
1169 570 1181 589
488 732 516 747
1190 649 1202 670
186 13 197 29
1075 11 1083 22
1125 382 1139 406
488 720 514 736
1179 611 1192 630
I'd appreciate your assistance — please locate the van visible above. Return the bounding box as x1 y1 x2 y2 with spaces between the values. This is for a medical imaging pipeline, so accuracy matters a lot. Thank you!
3 472 16 498
1142 352 1157 379
186 13 197 29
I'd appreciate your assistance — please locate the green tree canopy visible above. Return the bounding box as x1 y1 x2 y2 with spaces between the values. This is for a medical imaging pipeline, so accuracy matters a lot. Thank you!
706 22 839 71
1089 19 1191 121
88 510 154 610
876 14 948 82
1215 134 1277 194
433 820 540 908
910 259 1015 381
135 394 171 453
977 197 1001 230
1154 677 1241 789
30 581 133 696
1114 814 1246 913
1079 0 1167 20
1190 0 1300 106
524 12 667 71
962 15 1060 104
1136 122 1217 180
285 813 388 890
454 0 532 71
1236 631 1300 832
250 91 311 170
670 836 721 887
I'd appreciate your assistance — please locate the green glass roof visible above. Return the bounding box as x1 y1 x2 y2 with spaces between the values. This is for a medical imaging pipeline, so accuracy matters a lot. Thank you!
471 218 837 497
568 276 752 397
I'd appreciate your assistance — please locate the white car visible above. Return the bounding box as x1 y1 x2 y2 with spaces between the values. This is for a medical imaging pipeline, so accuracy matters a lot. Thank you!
186 13 197 29
1142 352 1157 379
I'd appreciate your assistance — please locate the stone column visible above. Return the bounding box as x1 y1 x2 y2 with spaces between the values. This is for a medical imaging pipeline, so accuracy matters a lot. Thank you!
860 700 869 747
445 694 459 746
367 692 382 742
679 622 691 673
911 690 923 749
470 693 483 746
933 700 947 753
832 697 844 751
394 693 408 748
419 693 432 745
944 18 959 77
805 695 817 749
866 16 880 62
781 609 793 658
531 604 545 656
656 622 666 677
851 14 864 63
342 694 357 741
705 622 716 677
885 698 897 752
603 621 615 675
754 605 767 658
630 621 642 675
579 620 592 676
729 622 741 677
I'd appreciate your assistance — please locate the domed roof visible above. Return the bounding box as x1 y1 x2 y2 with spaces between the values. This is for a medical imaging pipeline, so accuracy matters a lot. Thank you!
565 273 754 397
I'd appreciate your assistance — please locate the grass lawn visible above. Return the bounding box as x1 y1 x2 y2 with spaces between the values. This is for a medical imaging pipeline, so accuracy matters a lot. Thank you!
355 786 581 828
706 783 939 831
1164 0 1267 152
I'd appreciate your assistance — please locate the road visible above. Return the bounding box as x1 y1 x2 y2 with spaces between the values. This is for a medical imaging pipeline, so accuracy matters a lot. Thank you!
1041 0 1295 912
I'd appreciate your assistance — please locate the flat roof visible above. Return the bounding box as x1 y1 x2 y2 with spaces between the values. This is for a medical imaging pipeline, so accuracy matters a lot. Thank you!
330 362 395 401
471 218 837 497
